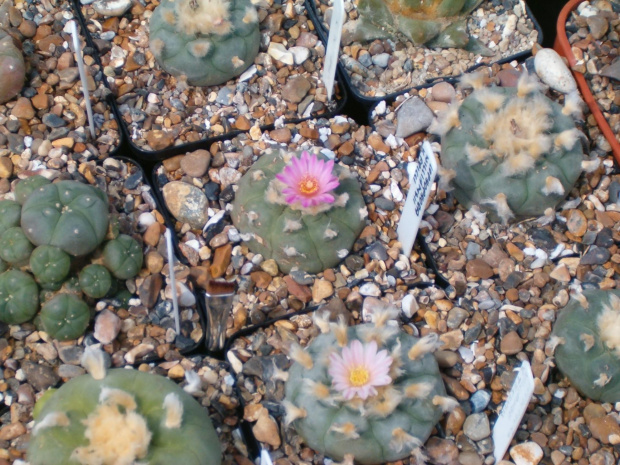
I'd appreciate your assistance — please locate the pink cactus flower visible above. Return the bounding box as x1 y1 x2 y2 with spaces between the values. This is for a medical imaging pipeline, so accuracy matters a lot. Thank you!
275 151 340 208
328 339 393 400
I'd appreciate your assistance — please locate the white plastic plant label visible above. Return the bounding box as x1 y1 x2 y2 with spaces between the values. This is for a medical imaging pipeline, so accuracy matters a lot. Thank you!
322 0 344 100
492 360 535 463
260 449 273 465
396 140 437 257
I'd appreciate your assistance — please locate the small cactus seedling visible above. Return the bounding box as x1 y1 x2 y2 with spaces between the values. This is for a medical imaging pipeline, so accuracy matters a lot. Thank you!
38 293 91 341
30 245 71 290
551 289 620 403
231 149 367 274
28 348 222 465
21 180 109 257
341 0 488 52
14 175 51 205
149 0 260 87
78 264 112 299
102 234 143 280
0 226 33 264
283 309 454 464
438 72 585 223
0 200 21 233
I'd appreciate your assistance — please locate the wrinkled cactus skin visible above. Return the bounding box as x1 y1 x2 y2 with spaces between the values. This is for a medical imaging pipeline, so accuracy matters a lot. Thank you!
552 289 620 403
149 0 260 86
342 0 485 50
39 293 90 341
28 368 222 465
21 180 109 257
102 234 143 280
0 31 25 104
285 325 446 464
441 86 583 222
0 270 39 324
231 149 366 274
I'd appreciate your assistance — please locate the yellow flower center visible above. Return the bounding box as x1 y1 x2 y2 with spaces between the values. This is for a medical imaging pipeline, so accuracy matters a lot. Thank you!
349 367 369 387
298 176 319 195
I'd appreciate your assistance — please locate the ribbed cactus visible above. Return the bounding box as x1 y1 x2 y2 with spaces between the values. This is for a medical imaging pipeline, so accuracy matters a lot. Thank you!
28 348 222 465
0 30 25 104
283 311 453 464
149 0 260 87
79 264 112 299
342 0 487 50
21 180 109 257
551 289 620 403
0 270 39 324
30 246 72 290
438 72 584 223
102 234 143 280
39 293 91 341
231 149 367 274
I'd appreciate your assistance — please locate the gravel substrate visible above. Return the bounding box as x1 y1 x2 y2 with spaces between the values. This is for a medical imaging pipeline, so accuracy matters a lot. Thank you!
565 0 620 148
0 0 120 161
311 0 539 99
78 0 344 152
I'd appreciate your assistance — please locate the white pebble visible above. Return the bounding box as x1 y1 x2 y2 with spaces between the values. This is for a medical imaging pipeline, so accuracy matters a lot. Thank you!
534 48 577 94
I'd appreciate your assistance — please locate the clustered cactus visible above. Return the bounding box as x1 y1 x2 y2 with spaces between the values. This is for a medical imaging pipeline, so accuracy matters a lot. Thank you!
283 309 455 464
341 0 488 52
149 0 260 87
0 176 143 340
438 72 585 223
231 149 367 274
551 289 620 403
28 348 222 465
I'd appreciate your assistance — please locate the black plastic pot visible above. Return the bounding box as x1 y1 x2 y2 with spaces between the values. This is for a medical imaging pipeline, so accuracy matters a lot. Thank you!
70 0 348 163
306 0 544 109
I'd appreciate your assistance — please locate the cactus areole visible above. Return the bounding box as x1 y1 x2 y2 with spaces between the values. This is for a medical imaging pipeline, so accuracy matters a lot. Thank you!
28 349 222 465
149 0 260 86
552 289 620 403
231 149 367 274
284 317 452 464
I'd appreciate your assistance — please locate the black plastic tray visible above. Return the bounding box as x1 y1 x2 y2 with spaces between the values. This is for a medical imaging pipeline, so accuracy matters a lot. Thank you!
306 0 544 109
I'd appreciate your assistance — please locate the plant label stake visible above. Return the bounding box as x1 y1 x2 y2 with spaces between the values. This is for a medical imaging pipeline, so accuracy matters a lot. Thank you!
397 140 437 257
260 449 273 465
322 0 344 100
164 228 181 334
67 20 96 139
492 360 535 462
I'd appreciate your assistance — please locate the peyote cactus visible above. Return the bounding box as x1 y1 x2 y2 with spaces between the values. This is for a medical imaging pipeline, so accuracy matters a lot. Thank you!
0 270 39 324
341 0 488 51
149 0 260 87
438 72 585 223
30 245 71 290
0 226 33 264
78 264 112 299
21 180 109 257
38 293 91 341
0 199 21 233
0 29 25 104
283 310 454 464
102 234 143 280
28 348 222 465
551 289 620 403
14 175 50 205
232 149 367 274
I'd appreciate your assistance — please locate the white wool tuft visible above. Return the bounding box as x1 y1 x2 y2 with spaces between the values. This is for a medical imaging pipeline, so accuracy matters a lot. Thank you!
282 400 307 426
408 333 441 360
597 294 620 359
33 412 70 435
289 344 313 369
162 393 184 429
329 422 360 439
81 346 107 380
541 176 565 196
481 193 514 225
389 427 422 453
554 129 580 150
432 395 459 413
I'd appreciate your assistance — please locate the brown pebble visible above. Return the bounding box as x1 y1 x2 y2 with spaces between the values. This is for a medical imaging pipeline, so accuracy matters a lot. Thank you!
143 222 162 247
269 128 292 143
11 97 35 119
466 258 494 279
210 243 232 278
180 149 211 178
500 331 523 355
0 158 12 178
146 129 174 150
566 209 587 237
589 415 620 444
234 115 251 130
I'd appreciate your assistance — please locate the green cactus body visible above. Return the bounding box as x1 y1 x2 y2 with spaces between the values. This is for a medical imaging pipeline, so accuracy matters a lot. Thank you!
28 362 222 465
231 149 367 274
39 294 90 341
102 235 143 280
0 31 25 104
0 270 39 324
440 83 584 223
342 0 487 51
79 264 112 299
30 246 71 288
149 0 260 87
284 323 447 464
0 226 34 264
21 181 109 257
15 175 51 205
0 200 21 233
552 289 620 403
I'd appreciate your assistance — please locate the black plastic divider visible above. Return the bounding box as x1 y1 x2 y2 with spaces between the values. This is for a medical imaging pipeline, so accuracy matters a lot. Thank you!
70 0 349 163
306 0 544 110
